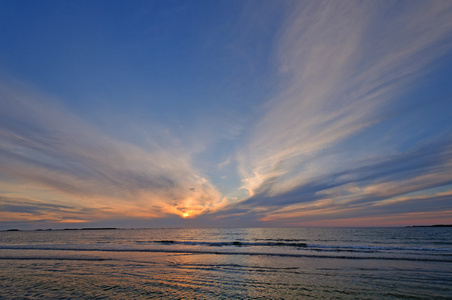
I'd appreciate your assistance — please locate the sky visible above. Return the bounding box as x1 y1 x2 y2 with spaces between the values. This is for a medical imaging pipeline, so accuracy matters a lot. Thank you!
1 0 452 229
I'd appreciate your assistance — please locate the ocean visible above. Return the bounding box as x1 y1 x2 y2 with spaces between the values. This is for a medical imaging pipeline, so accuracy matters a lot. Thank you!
0 227 451 299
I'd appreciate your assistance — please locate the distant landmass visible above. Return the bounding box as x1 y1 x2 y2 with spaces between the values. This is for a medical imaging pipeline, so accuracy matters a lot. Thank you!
2 228 118 232
406 224 452 227
63 227 118 231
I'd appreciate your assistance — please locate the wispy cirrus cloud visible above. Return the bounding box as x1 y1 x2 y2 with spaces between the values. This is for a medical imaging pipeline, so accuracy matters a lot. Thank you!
241 141 452 221
232 0 452 224
0 80 223 224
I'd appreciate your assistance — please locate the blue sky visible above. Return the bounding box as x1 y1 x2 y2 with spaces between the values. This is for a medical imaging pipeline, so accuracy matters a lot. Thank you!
1 0 452 229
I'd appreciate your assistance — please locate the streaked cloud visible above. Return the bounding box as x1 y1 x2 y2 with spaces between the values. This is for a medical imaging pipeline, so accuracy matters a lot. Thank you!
0 81 223 224
232 0 452 224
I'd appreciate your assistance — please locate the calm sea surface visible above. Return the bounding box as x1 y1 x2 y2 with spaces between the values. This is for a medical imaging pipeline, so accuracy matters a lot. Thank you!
0 227 451 299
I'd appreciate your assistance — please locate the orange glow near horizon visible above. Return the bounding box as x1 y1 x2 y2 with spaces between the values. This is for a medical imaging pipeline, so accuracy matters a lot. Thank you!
278 211 452 227
165 203 205 219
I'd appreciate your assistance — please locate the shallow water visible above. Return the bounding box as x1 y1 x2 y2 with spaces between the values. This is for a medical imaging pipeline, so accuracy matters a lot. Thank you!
1 227 451 299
